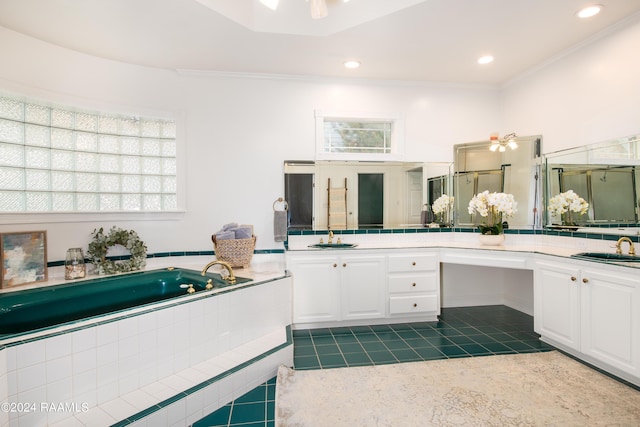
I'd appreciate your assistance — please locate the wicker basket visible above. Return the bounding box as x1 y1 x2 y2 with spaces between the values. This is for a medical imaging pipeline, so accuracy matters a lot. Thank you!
212 235 256 268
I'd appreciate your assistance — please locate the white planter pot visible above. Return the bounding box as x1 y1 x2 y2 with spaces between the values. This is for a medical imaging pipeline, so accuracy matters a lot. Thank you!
478 234 505 246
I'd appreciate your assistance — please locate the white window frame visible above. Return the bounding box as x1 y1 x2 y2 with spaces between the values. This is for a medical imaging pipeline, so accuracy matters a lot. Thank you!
315 110 405 161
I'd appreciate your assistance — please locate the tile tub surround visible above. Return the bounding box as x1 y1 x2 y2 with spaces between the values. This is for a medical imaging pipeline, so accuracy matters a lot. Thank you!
0 258 292 427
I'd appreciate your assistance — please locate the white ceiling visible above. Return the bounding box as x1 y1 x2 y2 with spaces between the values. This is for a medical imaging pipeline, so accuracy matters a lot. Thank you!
1 0 640 85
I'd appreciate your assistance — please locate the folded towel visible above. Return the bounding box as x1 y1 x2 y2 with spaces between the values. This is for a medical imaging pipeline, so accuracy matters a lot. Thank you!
215 231 235 240
231 226 253 239
274 210 287 242
222 222 238 231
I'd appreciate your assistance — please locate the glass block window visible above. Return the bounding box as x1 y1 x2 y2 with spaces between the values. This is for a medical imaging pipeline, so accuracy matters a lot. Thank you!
0 95 177 212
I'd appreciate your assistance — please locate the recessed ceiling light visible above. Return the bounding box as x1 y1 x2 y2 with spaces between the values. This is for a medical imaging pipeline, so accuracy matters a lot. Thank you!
344 60 360 69
577 5 602 18
477 55 494 65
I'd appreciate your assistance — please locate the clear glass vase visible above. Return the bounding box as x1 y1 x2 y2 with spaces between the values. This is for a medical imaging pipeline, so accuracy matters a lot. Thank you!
562 211 574 226
65 248 86 280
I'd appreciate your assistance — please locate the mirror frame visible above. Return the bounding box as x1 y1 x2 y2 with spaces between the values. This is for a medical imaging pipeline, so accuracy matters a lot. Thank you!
453 135 543 230
543 133 640 233
283 160 453 231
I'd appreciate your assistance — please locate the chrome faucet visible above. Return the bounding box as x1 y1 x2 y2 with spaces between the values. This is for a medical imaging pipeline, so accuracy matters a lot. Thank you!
201 260 237 285
615 237 636 256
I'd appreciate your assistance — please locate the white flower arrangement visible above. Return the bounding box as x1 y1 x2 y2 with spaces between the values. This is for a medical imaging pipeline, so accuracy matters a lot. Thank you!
468 191 517 235
548 190 589 226
432 194 454 226
432 194 453 215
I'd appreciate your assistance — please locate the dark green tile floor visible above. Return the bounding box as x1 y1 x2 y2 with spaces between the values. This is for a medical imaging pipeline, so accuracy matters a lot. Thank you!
192 305 553 426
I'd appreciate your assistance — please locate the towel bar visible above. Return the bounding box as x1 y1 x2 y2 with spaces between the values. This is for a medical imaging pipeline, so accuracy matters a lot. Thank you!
273 197 288 212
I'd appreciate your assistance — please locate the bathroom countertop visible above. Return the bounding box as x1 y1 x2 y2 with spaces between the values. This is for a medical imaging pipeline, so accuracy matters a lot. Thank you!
286 232 640 269
286 234 575 255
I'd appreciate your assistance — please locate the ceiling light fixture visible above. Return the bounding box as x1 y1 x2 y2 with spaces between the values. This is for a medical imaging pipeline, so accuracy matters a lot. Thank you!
308 0 328 19
344 60 360 69
259 0 279 11
577 5 602 18
489 133 518 152
259 0 341 20
477 55 494 65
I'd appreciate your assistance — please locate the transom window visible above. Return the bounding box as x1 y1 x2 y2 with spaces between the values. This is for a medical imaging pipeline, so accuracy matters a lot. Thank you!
0 95 177 213
315 110 404 161
323 120 392 154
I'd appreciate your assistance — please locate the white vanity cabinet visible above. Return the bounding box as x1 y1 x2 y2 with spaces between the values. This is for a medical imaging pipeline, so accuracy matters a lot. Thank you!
287 251 386 325
534 260 581 349
580 266 640 378
339 253 386 321
387 251 439 320
535 257 640 382
287 254 340 324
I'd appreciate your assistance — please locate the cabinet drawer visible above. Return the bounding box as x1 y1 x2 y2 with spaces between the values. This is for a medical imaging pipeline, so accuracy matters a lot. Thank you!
389 294 437 314
388 253 437 272
388 274 436 293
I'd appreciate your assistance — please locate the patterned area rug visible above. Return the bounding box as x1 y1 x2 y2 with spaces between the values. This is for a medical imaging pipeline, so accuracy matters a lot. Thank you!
276 351 640 426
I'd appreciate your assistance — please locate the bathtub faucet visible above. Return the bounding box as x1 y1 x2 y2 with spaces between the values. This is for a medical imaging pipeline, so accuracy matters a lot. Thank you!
615 237 636 256
201 260 237 285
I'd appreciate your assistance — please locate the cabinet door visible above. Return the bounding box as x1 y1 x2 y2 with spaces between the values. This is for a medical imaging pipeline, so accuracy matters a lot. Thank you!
340 254 386 320
580 268 640 376
534 261 580 350
289 255 341 323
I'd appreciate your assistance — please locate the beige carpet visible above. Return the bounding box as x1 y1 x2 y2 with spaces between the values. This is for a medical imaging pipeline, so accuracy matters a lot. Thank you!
275 351 640 426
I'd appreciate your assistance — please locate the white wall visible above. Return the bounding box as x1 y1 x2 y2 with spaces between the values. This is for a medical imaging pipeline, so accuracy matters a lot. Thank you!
0 26 500 260
501 14 640 152
2 12 638 262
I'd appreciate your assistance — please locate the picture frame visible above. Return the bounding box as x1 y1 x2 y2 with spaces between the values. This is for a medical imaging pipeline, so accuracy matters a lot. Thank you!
1 230 48 288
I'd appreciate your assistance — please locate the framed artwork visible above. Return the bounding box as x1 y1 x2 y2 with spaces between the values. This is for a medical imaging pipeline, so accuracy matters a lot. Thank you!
1 230 48 288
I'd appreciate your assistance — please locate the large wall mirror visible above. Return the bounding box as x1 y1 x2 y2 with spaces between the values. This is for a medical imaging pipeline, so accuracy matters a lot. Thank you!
453 135 543 229
544 133 640 233
284 161 452 230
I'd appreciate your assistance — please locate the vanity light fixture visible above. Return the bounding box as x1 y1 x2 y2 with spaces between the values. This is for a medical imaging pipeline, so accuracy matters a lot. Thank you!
344 60 360 69
489 132 518 152
577 5 602 18
477 55 494 65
